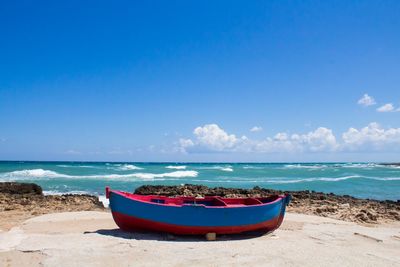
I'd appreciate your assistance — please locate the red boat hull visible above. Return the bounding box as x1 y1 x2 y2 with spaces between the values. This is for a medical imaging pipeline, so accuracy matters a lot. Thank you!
111 211 285 235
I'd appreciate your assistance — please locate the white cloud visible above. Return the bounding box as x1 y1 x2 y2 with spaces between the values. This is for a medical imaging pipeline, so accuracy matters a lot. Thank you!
178 138 194 153
192 124 240 151
358 94 376 106
342 122 400 151
179 138 194 148
274 132 288 141
179 124 338 153
376 103 394 112
256 127 338 153
178 123 400 154
250 126 263 132
300 127 338 152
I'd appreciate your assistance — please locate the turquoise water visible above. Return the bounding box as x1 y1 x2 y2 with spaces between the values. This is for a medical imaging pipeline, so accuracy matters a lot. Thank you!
0 161 399 201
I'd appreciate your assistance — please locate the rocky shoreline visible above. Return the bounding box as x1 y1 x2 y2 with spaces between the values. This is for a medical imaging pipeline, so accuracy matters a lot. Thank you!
1 182 399 230
380 162 400 167
0 182 104 230
135 184 400 224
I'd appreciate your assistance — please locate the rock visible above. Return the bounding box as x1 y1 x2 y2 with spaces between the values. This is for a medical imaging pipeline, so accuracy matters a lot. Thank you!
0 182 42 195
206 233 216 241
366 211 377 221
356 212 369 222
0 183 104 216
380 163 400 167
340 203 350 209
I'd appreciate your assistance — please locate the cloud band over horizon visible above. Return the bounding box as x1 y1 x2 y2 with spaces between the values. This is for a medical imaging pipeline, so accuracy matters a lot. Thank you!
178 123 400 154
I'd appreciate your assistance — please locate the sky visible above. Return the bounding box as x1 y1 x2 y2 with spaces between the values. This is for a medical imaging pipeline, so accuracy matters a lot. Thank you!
1 1 400 162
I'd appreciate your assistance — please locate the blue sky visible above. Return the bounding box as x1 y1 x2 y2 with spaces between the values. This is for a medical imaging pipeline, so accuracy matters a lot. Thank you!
1 1 400 162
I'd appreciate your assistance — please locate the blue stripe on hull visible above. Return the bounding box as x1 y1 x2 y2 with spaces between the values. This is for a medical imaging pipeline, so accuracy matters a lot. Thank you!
109 192 287 227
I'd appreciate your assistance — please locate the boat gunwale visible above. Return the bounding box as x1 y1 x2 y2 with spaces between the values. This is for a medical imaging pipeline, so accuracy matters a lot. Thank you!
108 188 287 209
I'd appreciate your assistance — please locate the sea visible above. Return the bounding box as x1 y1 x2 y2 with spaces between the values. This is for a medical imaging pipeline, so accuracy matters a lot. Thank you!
0 161 399 202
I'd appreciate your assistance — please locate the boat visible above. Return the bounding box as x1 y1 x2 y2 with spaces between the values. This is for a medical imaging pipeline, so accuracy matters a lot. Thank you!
106 187 291 235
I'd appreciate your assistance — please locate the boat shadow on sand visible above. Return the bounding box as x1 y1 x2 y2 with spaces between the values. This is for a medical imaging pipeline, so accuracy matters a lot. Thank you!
84 228 274 242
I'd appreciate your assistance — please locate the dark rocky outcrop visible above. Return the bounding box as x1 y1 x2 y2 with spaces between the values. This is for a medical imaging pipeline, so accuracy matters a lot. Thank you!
0 182 43 195
380 163 400 167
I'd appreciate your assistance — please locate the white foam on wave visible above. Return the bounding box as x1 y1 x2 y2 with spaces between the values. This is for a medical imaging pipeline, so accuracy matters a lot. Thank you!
166 165 187 170
192 175 400 184
268 176 359 184
57 165 97 168
280 163 394 170
98 195 109 208
242 166 264 169
283 164 327 169
105 163 143 171
265 175 400 184
1 169 70 179
339 163 380 168
118 164 143 171
196 166 234 172
371 177 400 181
131 170 198 179
0 168 198 181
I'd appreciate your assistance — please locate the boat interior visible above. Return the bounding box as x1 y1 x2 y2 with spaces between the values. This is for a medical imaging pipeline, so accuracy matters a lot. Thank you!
117 191 281 207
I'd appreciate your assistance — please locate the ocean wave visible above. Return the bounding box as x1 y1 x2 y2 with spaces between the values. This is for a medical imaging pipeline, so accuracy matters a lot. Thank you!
166 165 187 170
194 175 400 184
0 168 198 181
57 165 98 168
190 176 363 184
371 177 400 181
384 164 400 169
266 176 360 184
128 170 198 179
1 169 71 178
242 166 264 169
196 166 234 172
282 164 327 169
338 163 381 168
266 175 400 184
117 164 143 171
104 163 143 170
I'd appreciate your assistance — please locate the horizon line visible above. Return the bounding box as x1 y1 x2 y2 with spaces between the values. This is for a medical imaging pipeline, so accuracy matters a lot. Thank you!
0 160 395 164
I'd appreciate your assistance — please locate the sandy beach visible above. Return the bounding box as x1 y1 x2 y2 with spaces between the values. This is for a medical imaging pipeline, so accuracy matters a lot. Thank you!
1 211 400 267
0 183 399 266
